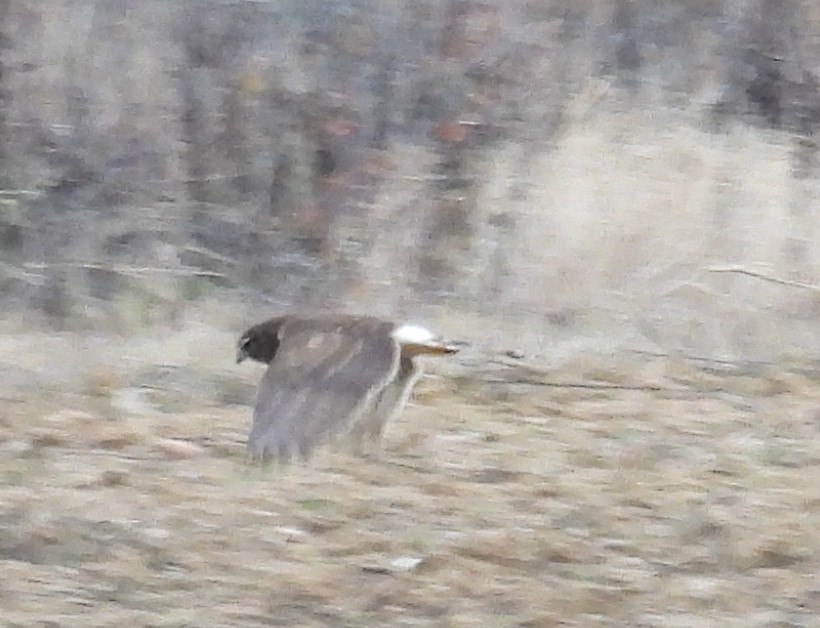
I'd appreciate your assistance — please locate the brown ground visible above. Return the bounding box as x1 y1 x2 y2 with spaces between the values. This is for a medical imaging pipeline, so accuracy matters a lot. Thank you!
1 359 820 627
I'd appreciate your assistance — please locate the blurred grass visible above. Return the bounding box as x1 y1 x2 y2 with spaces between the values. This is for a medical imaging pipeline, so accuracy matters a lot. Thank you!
0 3 819 364
1 4 820 622
0 358 819 625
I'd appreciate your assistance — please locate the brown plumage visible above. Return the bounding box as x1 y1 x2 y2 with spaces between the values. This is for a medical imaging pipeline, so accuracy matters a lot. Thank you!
236 314 457 462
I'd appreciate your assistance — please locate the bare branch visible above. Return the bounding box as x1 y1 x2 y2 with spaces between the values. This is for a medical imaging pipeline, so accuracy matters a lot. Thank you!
482 378 682 393
706 266 820 292
484 358 687 392
23 262 225 278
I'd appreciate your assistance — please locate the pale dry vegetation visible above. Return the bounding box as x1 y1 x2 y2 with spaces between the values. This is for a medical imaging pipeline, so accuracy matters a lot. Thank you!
1 0 819 362
1 354 819 626
2 1 820 625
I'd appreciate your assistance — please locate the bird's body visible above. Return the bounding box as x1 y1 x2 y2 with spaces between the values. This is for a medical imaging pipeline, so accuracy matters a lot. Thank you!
236 314 457 462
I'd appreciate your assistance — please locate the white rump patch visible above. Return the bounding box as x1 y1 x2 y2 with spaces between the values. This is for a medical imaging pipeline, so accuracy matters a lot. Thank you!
392 324 437 345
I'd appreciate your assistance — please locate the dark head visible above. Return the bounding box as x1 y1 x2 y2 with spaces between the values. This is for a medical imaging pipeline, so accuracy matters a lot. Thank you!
236 317 286 364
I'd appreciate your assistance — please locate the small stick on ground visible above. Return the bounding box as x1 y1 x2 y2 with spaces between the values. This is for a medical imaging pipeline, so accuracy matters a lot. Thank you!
706 266 820 292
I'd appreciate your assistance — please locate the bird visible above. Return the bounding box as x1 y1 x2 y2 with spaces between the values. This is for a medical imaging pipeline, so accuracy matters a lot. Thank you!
236 314 459 462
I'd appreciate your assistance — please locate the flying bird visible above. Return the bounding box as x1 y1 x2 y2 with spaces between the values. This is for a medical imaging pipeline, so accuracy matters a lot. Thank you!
236 314 458 462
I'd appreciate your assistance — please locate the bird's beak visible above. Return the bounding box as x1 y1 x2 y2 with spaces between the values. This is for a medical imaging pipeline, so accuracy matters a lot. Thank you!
236 345 249 364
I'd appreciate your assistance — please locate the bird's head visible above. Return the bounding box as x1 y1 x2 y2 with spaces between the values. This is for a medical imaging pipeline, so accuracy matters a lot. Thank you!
391 324 461 358
236 318 285 364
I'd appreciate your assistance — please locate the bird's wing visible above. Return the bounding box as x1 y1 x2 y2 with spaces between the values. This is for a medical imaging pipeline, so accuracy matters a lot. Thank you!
247 317 400 461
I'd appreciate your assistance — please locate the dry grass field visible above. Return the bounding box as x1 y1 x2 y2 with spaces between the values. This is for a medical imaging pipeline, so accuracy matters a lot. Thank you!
1 346 819 627
3 2 820 625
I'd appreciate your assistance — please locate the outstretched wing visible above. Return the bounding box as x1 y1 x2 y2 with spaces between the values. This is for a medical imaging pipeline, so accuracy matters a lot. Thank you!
248 316 400 461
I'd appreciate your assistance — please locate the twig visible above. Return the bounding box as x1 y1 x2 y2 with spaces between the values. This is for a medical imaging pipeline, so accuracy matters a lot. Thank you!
182 245 238 266
489 357 551 373
0 189 43 197
484 358 689 392
0 395 27 403
23 262 225 278
0 261 46 286
706 266 820 292
482 378 680 392
400 174 449 182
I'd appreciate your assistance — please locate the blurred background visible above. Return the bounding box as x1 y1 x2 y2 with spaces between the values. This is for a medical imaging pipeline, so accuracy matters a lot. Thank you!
4 4 820 625
1 0 820 366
